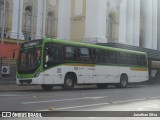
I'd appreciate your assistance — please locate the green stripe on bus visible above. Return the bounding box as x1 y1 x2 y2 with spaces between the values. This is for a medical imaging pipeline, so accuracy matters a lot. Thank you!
130 67 148 71
64 63 95 67
43 38 146 55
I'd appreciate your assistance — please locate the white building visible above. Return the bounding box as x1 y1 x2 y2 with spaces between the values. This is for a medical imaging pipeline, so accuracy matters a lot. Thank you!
0 0 160 50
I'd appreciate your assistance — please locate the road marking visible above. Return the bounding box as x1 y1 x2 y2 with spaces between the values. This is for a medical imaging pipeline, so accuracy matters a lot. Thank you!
88 117 98 120
56 103 110 110
112 98 146 104
55 98 147 110
138 104 160 110
149 96 160 99
22 96 108 104
37 103 110 111
0 94 26 97
38 98 148 111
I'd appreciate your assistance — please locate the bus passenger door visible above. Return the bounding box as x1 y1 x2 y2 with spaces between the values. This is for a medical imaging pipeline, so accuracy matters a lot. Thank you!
43 44 63 85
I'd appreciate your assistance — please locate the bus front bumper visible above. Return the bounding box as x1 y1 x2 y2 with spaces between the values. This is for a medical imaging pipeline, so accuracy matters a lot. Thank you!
16 77 43 85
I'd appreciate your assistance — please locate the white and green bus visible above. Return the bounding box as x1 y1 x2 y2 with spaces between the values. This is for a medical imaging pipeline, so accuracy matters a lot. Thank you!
16 38 148 91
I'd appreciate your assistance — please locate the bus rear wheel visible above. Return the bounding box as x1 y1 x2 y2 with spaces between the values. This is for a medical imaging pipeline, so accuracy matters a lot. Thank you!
116 75 128 88
96 84 108 89
41 85 53 91
62 75 75 90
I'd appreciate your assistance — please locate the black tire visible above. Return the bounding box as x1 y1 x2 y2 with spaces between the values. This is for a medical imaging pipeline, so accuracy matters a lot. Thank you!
96 84 108 89
62 75 75 90
116 75 128 88
155 72 160 81
41 85 53 91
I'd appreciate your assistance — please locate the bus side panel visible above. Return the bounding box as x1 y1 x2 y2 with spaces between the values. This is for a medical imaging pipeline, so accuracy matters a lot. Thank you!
60 65 92 84
130 70 139 83
93 65 105 83
118 67 131 83
32 72 45 84
77 66 93 84
119 67 140 83
44 67 63 84
94 65 119 83
111 66 120 83
139 70 148 82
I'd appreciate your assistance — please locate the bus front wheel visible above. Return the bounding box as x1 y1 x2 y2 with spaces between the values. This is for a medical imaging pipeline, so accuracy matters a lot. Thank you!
62 75 75 90
41 85 53 91
116 75 128 88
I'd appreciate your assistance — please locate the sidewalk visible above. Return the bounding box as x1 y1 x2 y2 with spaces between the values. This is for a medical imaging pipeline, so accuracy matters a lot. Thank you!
0 84 98 92
0 84 42 92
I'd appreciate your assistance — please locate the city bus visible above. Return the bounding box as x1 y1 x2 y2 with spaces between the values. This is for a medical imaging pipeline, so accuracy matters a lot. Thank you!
16 38 148 91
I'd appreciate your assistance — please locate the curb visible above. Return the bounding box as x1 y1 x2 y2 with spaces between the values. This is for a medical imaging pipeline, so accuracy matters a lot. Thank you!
0 84 160 92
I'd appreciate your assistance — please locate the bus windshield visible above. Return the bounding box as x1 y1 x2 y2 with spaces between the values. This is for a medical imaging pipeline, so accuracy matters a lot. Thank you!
17 47 41 74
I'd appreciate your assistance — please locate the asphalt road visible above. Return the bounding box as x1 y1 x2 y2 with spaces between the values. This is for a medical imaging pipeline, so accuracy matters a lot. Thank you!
0 85 160 118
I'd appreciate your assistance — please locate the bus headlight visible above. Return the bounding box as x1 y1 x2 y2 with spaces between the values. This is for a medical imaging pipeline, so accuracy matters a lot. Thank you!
34 72 40 78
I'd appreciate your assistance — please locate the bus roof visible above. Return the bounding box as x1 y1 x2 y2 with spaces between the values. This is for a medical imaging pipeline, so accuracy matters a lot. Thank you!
44 38 146 55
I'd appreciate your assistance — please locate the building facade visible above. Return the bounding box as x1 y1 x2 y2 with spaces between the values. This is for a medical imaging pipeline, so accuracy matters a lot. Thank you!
0 0 160 50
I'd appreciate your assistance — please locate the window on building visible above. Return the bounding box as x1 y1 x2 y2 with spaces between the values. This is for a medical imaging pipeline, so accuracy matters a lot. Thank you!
46 11 54 38
106 14 113 38
24 6 32 33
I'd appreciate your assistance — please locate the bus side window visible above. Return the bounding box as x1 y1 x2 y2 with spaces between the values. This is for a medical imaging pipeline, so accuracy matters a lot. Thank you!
79 47 91 63
63 46 75 62
119 52 129 65
94 49 106 64
92 49 97 63
89 49 94 63
137 55 146 66
143 56 147 67
107 51 118 64
44 44 61 68
130 54 138 66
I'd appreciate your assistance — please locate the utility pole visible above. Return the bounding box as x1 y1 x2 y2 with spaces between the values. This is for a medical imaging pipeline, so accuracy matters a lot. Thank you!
17 0 21 45
1 0 6 44
31 0 35 40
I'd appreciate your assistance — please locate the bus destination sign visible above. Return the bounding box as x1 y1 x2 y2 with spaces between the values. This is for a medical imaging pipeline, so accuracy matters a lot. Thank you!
23 40 42 47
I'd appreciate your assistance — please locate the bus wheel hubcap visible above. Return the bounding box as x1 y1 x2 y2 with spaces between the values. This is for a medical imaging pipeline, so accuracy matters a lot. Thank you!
66 79 72 87
122 79 126 86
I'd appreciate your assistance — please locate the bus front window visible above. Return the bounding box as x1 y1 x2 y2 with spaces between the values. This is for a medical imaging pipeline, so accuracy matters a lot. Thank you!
18 47 41 74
